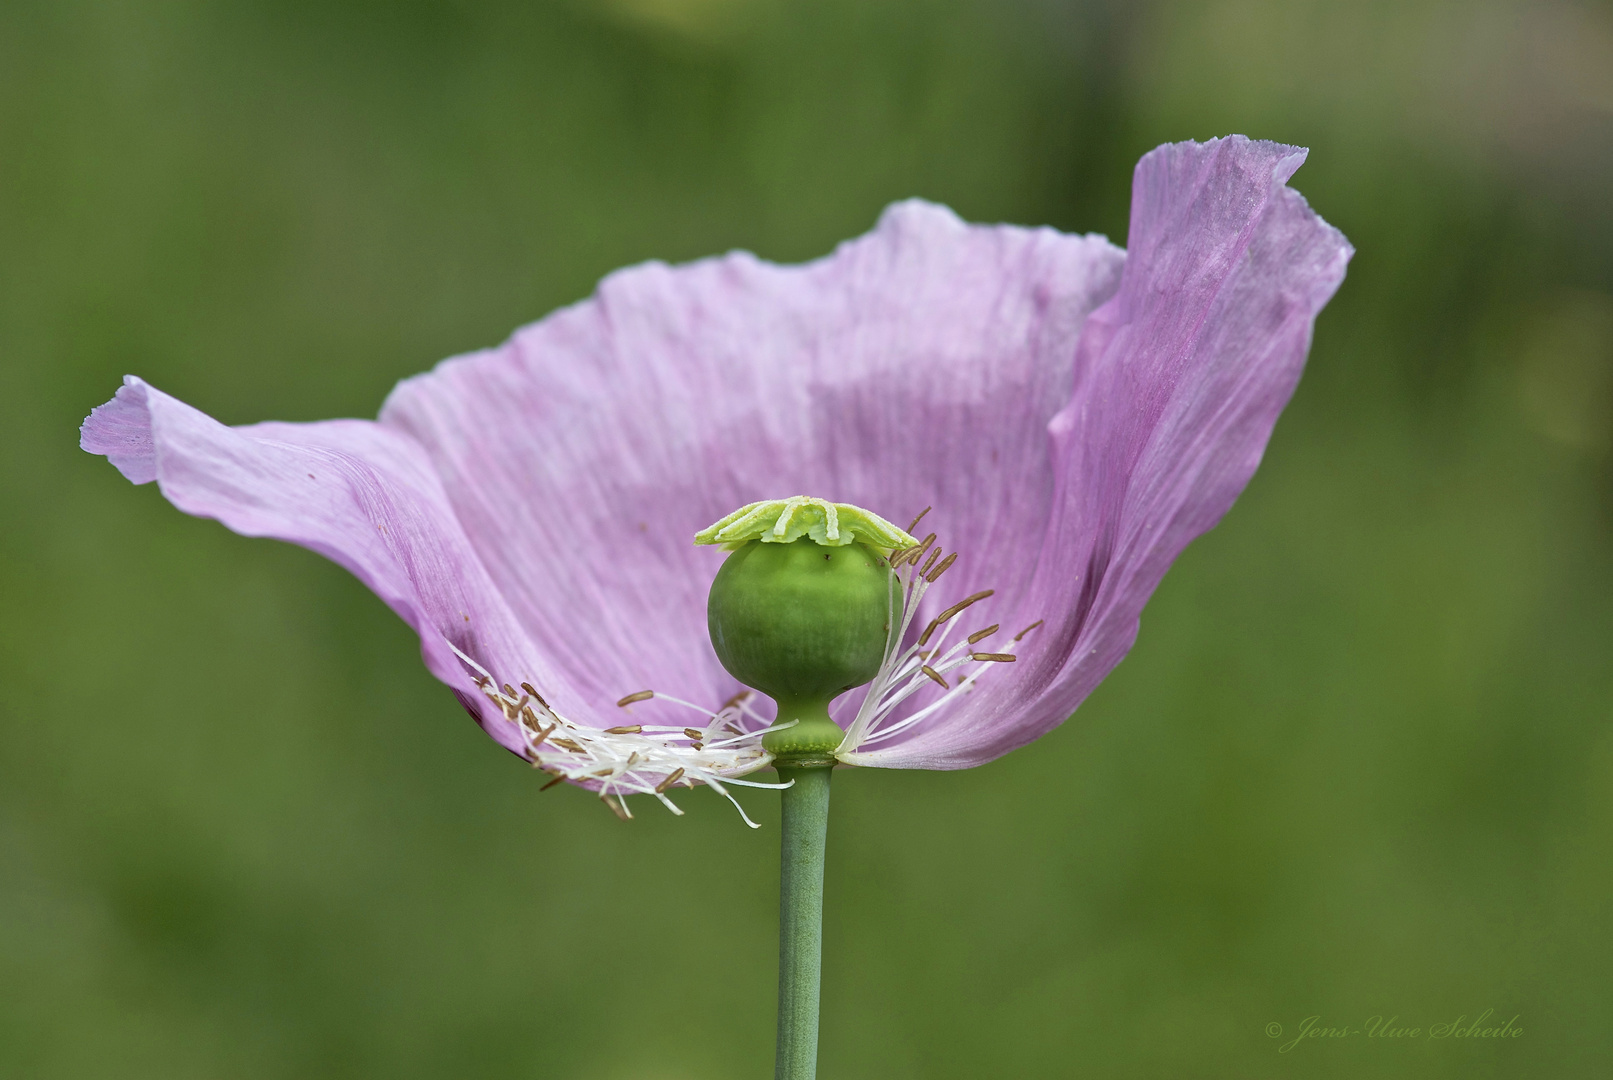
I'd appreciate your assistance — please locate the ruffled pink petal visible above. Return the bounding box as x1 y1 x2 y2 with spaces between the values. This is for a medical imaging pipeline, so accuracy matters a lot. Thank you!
857 136 1353 768
80 376 560 752
84 138 1348 773
378 201 1124 729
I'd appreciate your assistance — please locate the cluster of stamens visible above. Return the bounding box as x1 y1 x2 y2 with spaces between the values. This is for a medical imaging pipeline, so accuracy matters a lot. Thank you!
449 506 1038 820
450 644 790 827
836 507 1042 760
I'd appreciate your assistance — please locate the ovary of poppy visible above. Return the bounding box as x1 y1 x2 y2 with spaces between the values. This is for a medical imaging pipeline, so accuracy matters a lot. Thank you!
81 136 1352 815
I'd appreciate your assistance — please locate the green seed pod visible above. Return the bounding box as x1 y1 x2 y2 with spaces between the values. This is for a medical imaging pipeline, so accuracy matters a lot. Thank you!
698 498 915 761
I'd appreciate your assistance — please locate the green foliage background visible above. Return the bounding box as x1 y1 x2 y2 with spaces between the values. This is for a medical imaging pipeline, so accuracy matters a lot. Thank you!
3 1 1610 1076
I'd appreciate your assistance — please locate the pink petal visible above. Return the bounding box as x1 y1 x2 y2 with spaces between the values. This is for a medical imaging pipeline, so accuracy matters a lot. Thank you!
857 136 1353 768
84 138 1348 774
378 200 1124 728
80 376 554 753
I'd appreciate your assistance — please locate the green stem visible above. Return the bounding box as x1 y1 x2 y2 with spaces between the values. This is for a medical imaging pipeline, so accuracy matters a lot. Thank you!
774 763 832 1080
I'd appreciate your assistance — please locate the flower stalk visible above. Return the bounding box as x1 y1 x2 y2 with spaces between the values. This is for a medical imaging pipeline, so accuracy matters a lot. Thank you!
774 761 833 1080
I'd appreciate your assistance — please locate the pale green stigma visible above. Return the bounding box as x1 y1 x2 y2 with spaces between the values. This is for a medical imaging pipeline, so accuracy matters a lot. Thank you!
694 496 916 553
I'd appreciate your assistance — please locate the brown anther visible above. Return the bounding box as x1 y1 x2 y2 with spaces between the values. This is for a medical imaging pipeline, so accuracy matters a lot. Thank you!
936 589 994 624
916 618 941 647
519 704 542 730
1013 619 1045 641
591 767 616 778
925 552 958 582
602 794 631 821
540 773 567 791
683 728 705 740
719 690 753 712
520 682 550 709
472 674 492 689
528 722 556 749
906 506 932 533
604 725 642 735
550 737 583 753
655 767 686 794
921 664 948 688
918 547 942 576
970 652 1016 662
616 690 654 707
903 533 936 568
690 742 704 751
968 624 1000 644
501 683 518 699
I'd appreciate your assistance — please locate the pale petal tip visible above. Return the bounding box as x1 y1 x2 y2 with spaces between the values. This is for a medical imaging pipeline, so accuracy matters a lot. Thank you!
80 376 157 484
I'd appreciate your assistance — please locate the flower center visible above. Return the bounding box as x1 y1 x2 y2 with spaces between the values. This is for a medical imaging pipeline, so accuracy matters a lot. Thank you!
698 499 1037 765
448 502 1041 821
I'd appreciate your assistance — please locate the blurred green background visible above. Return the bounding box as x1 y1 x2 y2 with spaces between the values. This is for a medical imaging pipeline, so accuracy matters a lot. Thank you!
3 0 1611 1076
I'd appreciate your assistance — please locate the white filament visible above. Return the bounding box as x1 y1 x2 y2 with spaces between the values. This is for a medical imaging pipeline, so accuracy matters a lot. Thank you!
448 644 787 827
834 548 1018 762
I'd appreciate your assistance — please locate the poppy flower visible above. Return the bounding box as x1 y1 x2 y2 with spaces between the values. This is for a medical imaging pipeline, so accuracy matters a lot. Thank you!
81 135 1351 821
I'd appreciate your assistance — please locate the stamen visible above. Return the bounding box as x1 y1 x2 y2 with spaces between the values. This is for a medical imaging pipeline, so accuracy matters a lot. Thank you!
706 777 763 829
616 690 654 706
903 533 936 568
1014 620 1044 641
834 531 1031 763
707 719 797 749
935 589 994 624
906 506 931 533
446 635 781 825
650 692 729 720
